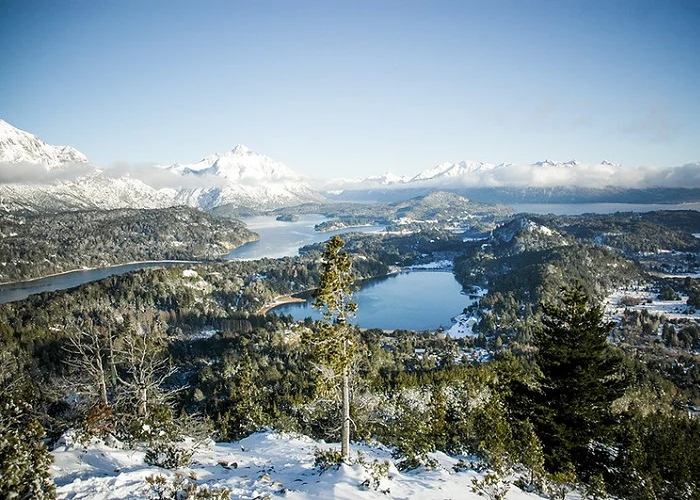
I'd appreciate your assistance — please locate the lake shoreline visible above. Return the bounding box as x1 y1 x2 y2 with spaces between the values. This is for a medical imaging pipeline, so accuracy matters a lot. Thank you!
267 269 469 331
258 295 307 315
262 268 406 316
0 259 202 287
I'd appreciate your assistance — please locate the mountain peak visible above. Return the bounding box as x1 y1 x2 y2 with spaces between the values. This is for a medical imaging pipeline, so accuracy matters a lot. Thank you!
0 118 88 169
231 144 252 155
534 159 579 167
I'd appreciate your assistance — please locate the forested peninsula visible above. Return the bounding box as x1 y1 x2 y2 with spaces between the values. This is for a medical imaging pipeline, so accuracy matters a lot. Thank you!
0 207 258 282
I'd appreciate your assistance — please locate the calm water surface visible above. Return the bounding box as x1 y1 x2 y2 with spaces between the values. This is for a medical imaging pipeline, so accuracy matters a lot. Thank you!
0 215 384 304
4 205 693 305
227 215 384 260
273 271 474 331
0 262 186 304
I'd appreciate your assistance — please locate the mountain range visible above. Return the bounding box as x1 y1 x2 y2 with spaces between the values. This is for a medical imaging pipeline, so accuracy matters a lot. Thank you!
0 119 88 168
0 118 698 213
0 120 323 213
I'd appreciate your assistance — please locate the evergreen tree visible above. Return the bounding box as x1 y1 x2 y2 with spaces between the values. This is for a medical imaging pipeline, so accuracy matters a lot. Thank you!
531 283 628 477
0 394 55 499
307 235 358 458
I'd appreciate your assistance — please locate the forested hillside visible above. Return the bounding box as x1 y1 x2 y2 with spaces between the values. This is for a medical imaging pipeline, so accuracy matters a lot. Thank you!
2 209 700 498
0 207 258 282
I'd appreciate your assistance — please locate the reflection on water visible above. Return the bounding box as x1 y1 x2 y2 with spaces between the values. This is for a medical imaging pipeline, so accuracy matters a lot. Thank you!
0 215 385 304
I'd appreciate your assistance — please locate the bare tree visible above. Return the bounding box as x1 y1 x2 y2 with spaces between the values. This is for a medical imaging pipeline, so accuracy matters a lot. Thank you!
114 322 176 419
65 321 114 407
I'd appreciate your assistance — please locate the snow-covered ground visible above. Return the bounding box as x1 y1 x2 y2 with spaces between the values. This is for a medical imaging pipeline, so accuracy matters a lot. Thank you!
448 313 480 338
407 260 453 270
51 430 546 499
604 285 700 322
186 326 218 341
448 287 488 338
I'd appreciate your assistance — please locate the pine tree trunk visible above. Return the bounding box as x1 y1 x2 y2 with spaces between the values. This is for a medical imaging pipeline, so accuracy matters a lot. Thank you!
341 368 350 459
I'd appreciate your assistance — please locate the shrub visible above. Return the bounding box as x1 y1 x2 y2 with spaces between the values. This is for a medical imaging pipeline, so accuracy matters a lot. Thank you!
83 404 116 438
313 447 344 472
145 473 230 499
121 405 180 444
144 442 194 469
393 451 438 472
543 467 578 500
471 470 511 500
356 452 390 491
0 398 56 499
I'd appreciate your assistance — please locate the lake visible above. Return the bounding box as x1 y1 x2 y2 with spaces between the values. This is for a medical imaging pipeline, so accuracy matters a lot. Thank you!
0 215 384 304
0 261 188 305
3 204 695 305
227 215 385 260
272 270 473 331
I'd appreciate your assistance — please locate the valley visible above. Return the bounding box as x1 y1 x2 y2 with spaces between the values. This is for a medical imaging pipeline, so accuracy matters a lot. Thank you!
2 121 700 499
2 193 700 498
3 2 700 496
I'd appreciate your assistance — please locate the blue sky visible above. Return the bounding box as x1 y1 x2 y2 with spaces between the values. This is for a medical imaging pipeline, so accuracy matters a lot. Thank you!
1 0 698 179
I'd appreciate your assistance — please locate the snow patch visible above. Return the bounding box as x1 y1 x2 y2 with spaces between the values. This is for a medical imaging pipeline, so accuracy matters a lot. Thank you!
407 260 453 270
51 430 542 499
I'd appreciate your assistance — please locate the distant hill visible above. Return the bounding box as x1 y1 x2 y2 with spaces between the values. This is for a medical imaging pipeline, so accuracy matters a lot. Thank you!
0 206 258 282
328 185 700 205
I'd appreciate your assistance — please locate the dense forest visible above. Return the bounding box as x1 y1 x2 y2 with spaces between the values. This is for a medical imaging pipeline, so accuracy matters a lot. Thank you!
0 207 258 282
2 207 700 498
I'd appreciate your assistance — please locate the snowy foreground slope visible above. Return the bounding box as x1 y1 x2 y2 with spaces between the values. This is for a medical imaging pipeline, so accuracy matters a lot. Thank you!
52 430 543 499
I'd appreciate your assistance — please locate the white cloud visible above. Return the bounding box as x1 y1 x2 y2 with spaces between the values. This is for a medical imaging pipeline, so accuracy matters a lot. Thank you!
0 162 96 184
324 161 700 191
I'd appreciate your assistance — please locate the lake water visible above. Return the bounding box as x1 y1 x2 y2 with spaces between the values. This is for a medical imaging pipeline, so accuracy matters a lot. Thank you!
4 204 696 305
272 271 473 331
227 215 385 260
510 202 700 215
0 261 187 305
0 215 384 304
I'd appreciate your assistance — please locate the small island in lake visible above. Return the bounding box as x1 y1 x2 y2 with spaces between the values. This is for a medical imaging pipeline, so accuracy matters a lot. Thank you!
276 214 300 222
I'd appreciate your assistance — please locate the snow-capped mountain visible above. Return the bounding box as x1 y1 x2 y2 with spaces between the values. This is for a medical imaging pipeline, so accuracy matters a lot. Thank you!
166 145 325 210
0 120 173 211
0 119 88 168
0 174 175 212
532 159 580 168
333 158 629 191
324 157 668 203
0 119 324 213
411 160 502 182
170 144 297 181
366 172 411 185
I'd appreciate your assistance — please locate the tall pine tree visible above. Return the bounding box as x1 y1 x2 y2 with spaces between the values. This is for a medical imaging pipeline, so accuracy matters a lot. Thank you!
531 283 627 478
307 235 357 458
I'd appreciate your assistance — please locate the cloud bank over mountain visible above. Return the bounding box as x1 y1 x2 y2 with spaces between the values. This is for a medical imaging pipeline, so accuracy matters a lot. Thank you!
0 161 95 184
321 159 700 192
1 117 698 212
